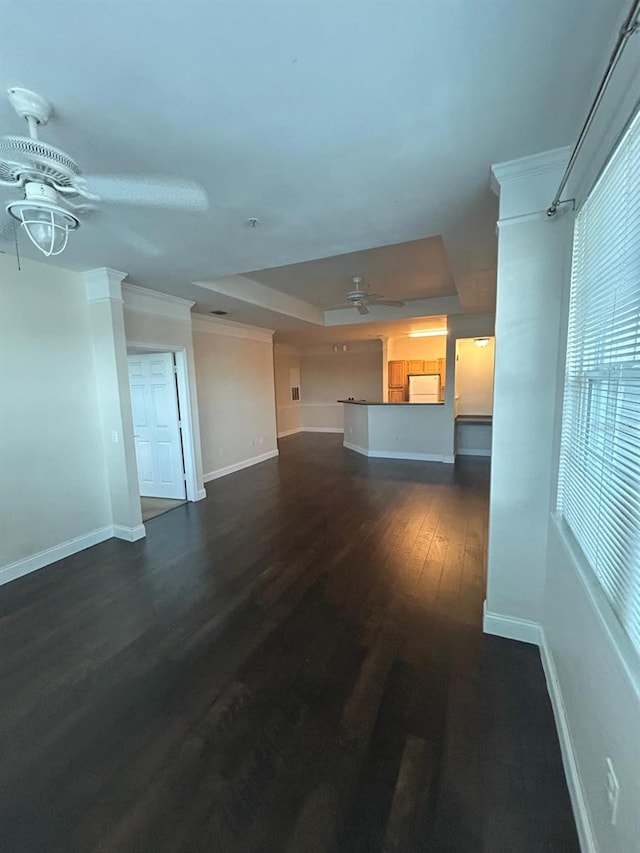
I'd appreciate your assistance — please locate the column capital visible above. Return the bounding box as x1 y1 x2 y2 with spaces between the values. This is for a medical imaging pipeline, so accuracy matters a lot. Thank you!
83 268 128 303
491 147 570 222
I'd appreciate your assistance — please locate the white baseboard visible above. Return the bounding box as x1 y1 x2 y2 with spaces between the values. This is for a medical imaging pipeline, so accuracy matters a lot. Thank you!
278 427 343 437
482 601 542 645
343 441 454 464
277 428 303 438
203 449 279 482
0 525 114 587
456 448 492 457
112 524 146 542
540 632 598 853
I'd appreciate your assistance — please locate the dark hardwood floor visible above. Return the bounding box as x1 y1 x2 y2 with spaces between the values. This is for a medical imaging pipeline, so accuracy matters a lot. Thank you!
0 434 579 852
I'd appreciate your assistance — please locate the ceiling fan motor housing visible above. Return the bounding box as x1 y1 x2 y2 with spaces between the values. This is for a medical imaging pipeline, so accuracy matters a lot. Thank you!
0 136 81 189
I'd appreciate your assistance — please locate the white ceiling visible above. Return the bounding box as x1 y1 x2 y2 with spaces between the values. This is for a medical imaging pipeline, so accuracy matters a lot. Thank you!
0 0 628 335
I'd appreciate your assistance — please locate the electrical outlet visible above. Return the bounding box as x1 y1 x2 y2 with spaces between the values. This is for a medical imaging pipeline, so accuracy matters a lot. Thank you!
259 436 264 445
218 448 223 456
606 758 619 825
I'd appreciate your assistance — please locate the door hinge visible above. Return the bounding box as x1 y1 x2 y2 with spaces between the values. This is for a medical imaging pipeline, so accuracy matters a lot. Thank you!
173 365 178 374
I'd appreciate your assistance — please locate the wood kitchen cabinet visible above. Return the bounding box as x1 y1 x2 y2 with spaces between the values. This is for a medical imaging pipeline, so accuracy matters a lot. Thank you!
388 360 406 388
387 357 447 402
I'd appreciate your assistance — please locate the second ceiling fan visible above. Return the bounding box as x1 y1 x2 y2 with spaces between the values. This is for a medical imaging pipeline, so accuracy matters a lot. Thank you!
326 277 405 315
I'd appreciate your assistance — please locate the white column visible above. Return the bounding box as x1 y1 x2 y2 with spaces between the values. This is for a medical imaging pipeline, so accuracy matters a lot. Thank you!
484 148 571 637
85 268 145 540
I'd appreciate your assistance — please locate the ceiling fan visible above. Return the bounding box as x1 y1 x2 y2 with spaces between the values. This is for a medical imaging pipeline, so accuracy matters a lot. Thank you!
325 276 405 315
0 87 209 257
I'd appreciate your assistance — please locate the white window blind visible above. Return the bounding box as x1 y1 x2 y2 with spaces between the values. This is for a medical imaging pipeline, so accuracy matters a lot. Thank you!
558 108 640 657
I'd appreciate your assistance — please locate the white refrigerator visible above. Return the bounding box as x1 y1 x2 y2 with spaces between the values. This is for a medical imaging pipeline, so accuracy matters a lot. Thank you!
408 373 441 404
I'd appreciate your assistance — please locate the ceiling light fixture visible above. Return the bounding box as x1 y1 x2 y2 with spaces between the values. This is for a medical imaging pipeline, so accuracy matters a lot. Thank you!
474 337 490 348
7 181 79 257
408 329 448 338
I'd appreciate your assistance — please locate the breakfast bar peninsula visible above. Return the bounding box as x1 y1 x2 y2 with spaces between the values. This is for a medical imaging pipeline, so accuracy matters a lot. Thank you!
339 399 455 463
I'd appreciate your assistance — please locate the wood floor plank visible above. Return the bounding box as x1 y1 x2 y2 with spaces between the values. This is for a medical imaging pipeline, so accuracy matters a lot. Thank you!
383 736 436 853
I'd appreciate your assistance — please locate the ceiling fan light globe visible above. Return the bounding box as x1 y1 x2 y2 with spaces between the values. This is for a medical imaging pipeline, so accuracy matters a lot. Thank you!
7 196 79 257
18 207 69 256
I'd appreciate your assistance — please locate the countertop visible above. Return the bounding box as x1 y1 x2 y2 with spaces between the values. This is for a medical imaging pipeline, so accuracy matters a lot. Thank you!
455 414 493 424
338 400 445 406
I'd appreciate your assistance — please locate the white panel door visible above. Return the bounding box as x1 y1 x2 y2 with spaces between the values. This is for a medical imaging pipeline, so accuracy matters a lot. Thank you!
127 353 186 499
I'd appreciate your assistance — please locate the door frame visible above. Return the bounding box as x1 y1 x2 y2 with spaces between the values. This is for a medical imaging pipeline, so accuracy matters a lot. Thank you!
126 341 200 502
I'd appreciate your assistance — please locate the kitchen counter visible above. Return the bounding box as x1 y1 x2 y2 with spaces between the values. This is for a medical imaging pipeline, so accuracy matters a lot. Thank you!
338 399 445 406
341 399 454 463
455 413 492 424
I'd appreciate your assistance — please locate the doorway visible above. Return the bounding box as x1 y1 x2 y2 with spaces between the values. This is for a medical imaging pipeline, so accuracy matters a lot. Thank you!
127 351 187 520
454 336 495 458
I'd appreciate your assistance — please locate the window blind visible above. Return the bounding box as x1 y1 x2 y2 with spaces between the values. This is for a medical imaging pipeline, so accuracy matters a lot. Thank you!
558 108 640 657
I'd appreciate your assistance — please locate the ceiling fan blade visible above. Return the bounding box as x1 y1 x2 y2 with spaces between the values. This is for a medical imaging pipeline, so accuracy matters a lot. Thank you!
368 299 405 308
357 304 370 315
77 175 209 212
80 207 164 257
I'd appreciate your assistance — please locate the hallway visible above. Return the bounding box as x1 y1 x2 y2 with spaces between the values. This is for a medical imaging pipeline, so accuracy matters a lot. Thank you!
0 434 578 852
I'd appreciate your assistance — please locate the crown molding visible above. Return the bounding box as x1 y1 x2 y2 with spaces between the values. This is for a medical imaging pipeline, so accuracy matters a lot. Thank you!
491 146 571 194
83 267 127 303
192 313 274 343
122 283 195 321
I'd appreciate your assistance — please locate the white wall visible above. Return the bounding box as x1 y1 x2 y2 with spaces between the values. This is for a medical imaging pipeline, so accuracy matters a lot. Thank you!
544 520 640 853
488 31 640 850
273 343 302 437
455 337 495 415
387 335 446 361
192 316 278 479
455 421 492 456
0 255 111 581
367 404 453 461
299 342 383 431
343 401 453 462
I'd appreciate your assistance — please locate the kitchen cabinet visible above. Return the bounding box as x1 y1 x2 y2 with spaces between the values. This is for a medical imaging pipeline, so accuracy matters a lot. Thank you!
387 357 447 402
388 360 406 388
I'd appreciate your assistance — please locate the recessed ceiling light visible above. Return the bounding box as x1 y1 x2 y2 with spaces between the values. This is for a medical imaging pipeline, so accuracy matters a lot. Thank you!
408 329 448 338
211 309 230 316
